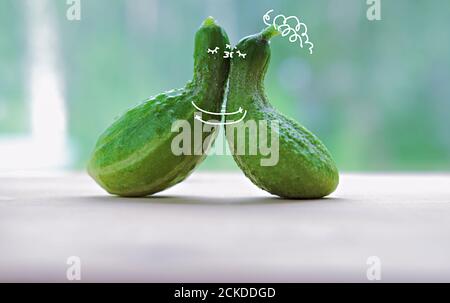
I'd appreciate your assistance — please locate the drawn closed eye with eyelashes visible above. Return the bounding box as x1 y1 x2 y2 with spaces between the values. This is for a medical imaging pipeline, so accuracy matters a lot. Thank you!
236 50 247 59
207 47 219 54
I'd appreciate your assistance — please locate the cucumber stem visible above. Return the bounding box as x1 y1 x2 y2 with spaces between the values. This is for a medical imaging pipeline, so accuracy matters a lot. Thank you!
260 25 280 41
203 16 217 27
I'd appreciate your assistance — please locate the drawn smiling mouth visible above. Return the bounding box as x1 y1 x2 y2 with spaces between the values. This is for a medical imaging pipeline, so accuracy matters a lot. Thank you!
191 101 247 126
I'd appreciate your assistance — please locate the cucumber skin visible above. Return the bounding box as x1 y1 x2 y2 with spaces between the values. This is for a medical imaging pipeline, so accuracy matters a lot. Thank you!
226 31 339 199
88 18 230 197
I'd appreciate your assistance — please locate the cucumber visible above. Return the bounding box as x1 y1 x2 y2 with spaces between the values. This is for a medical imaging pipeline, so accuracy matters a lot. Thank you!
88 17 230 197
226 26 339 199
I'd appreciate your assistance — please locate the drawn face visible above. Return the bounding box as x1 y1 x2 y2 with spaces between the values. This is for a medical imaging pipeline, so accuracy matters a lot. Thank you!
202 45 248 125
207 45 247 60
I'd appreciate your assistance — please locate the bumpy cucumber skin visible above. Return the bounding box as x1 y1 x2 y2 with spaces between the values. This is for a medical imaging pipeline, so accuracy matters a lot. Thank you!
88 18 230 197
226 30 339 199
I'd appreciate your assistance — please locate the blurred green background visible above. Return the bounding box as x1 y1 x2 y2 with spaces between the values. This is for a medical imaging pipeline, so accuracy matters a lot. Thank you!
0 0 449 171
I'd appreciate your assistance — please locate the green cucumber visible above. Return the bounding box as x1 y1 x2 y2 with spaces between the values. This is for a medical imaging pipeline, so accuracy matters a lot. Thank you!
226 26 339 199
88 17 230 197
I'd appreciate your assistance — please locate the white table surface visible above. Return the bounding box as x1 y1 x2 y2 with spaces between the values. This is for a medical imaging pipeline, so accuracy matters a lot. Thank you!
1 172 449 282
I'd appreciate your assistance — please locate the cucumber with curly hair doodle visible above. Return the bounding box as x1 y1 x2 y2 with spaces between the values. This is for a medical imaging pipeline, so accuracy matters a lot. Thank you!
88 17 230 197
226 26 339 199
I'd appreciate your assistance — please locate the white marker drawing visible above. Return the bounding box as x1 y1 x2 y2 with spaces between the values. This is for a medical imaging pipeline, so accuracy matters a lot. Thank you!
263 9 314 54
192 101 244 116
207 47 219 54
236 50 247 59
209 44 247 60
195 111 247 126
223 51 234 59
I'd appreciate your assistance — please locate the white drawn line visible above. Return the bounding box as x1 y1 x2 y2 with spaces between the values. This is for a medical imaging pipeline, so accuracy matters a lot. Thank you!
191 101 244 116
207 47 219 54
223 51 234 59
236 50 247 59
263 9 314 54
195 111 247 126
